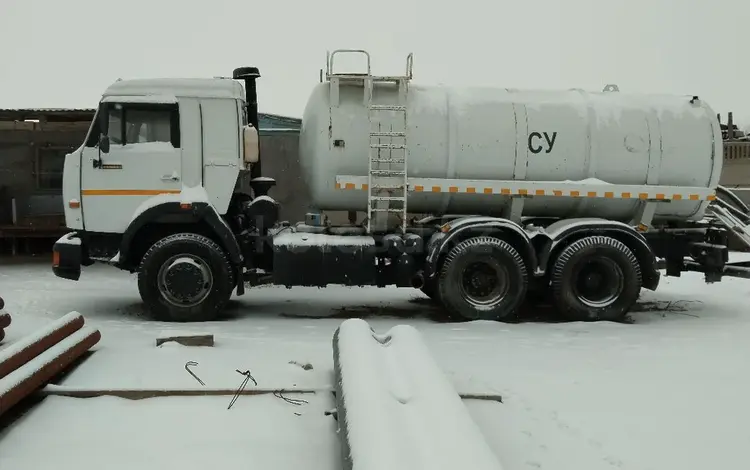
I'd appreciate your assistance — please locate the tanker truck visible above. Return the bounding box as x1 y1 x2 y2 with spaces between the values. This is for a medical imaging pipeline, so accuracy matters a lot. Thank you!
50 49 750 323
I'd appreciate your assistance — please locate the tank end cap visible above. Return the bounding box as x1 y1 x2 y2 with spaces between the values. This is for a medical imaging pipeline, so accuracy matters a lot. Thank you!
233 66 261 80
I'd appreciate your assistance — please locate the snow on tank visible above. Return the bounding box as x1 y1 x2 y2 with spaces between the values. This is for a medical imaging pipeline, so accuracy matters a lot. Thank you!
299 60 722 223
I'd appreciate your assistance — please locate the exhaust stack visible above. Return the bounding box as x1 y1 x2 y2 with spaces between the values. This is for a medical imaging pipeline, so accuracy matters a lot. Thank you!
232 66 262 179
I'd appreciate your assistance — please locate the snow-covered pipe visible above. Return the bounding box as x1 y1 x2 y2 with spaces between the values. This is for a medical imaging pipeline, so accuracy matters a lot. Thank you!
0 297 8 343
0 311 10 344
332 319 504 470
0 312 84 380
0 326 100 417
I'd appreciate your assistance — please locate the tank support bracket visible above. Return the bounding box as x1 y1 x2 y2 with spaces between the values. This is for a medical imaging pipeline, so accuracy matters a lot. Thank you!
504 197 526 223
631 201 657 229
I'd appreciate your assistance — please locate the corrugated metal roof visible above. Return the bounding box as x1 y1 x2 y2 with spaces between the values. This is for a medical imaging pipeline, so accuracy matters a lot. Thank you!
0 108 97 123
263 113 301 124
0 108 299 121
0 108 96 114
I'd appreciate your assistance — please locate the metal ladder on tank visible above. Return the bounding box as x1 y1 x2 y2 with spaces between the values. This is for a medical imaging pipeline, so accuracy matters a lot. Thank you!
326 50 413 234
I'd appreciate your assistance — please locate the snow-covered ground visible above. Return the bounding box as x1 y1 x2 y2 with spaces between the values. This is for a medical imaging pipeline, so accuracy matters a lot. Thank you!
1 256 749 469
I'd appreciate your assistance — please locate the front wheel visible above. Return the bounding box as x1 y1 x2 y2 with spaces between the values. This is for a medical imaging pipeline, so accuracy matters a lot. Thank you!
438 236 528 321
420 279 439 302
138 233 235 322
551 235 641 322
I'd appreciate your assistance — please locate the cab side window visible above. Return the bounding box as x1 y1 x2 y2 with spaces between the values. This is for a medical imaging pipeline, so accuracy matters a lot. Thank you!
124 106 177 146
87 102 181 149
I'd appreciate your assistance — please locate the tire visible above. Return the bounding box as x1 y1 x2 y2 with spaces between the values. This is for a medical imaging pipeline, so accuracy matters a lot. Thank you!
420 280 439 302
421 279 455 322
551 235 641 322
137 233 235 322
438 236 528 321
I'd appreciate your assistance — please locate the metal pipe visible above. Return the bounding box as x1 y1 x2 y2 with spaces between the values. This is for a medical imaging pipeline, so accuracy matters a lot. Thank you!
713 199 750 225
712 198 750 223
0 312 84 380
651 227 710 234
39 385 502 402
716 185 750 215
0 326 100 417
683 260 750 279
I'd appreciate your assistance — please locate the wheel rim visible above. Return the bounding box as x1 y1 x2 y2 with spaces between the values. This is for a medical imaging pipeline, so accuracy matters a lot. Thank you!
459 260 510 309
572 257 624 308
157 254 214 308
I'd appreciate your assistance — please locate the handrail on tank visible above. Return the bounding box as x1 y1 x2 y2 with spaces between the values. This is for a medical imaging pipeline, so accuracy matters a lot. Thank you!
327 49 372 78
406 53 414 79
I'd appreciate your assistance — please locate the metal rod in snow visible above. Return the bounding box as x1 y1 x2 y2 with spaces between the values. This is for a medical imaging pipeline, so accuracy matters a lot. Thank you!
39 386 321 400
0 326 101 417
38 385 504 402
0 312 85 380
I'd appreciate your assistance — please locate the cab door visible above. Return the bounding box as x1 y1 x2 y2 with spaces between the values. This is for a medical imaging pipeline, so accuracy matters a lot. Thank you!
80 96 183 233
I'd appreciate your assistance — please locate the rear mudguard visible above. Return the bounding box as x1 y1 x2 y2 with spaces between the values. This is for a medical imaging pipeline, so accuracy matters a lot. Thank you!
424 216 538 282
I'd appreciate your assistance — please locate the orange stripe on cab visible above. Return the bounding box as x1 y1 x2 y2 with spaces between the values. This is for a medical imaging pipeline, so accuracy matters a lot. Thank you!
81 189 182 196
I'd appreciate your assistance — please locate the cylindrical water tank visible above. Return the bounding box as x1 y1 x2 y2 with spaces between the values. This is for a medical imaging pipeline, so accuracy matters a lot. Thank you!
299 82 722 222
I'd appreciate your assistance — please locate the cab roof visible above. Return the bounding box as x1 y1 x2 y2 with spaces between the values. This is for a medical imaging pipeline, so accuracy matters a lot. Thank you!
103 78 245 101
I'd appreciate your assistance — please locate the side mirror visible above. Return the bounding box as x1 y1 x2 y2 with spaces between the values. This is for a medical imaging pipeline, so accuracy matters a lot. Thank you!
99 134 110 153
98 104 109 132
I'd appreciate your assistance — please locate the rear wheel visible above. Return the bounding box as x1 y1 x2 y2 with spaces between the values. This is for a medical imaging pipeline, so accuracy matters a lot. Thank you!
551 235 641 322
438 236 528 321
138 233 235 322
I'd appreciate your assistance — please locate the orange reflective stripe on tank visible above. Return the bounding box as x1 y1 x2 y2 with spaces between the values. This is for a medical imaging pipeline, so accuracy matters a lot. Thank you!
333 179 716 201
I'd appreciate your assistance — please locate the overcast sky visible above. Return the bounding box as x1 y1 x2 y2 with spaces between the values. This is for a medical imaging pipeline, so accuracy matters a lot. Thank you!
1 0 748 129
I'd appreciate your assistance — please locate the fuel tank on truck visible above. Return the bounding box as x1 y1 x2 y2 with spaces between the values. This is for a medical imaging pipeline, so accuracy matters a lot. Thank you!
298 81 723 222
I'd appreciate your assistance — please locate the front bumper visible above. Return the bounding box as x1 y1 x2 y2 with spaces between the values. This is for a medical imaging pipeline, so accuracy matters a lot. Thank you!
52 232 83 281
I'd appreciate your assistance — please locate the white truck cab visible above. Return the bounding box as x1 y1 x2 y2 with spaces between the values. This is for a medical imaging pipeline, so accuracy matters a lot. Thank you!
54 67 275 322
63 77 258 234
